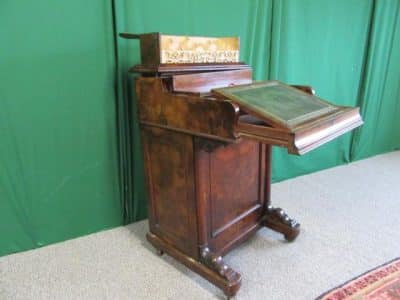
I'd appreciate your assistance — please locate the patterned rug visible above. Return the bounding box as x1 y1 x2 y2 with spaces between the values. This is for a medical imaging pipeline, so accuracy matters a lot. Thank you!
317 257 400 300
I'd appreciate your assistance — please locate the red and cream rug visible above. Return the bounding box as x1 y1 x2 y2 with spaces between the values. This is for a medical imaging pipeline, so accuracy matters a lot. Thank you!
317 257 400 300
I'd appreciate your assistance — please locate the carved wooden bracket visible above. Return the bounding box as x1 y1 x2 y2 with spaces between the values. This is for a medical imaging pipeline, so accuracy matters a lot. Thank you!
264 205 300 242
200 247 240 283
266 205 300 228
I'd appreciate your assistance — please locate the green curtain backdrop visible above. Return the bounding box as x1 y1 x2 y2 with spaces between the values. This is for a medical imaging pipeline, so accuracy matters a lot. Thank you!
351 0 400 160
1 0 399 257
269 0 374 180
0 1 122 256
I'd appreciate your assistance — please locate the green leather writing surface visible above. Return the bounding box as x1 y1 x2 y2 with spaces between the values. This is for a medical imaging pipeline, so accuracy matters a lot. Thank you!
214 81 335 128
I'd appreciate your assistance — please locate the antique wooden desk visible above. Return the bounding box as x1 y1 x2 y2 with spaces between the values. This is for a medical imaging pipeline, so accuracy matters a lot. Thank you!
121 33 363 298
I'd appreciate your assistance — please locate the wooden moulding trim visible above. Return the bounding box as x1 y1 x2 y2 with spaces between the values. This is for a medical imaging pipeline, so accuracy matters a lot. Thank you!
238 132 289 148
212 204 261 238
146 232 241 296
237 120 291 135
293 120 363 155
236 121 291 148
217 221 263 257
130 63 251 74
172 69 253 94
236 107 362 155
140 121 238 143
293 111 363 155
292 107 357 131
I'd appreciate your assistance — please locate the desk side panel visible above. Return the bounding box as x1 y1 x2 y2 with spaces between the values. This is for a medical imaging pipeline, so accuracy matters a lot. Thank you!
141 126 198 258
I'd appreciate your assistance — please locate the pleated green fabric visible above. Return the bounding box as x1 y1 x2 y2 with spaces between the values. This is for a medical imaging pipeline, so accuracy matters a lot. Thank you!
0 1 122 256
268 0 374 181
351 0 400 160
1 0 399 256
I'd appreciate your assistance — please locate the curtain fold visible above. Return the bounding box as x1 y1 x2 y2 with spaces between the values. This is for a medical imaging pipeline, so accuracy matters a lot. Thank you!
268 0 373 181
351 0 400 160
0 1 122 256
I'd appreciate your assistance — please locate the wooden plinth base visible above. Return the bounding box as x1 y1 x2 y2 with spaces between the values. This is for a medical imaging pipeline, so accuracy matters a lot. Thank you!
146 232 241 298
146 206 300 298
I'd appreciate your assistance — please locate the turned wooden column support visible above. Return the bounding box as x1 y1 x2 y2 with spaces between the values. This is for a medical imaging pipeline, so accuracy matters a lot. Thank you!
264 205 300 242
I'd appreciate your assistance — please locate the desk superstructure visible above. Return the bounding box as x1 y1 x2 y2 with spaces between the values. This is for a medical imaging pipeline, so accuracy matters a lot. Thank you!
121 32 363 298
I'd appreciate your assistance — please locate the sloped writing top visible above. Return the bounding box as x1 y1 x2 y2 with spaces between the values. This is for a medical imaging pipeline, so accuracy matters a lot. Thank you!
213 80 363 155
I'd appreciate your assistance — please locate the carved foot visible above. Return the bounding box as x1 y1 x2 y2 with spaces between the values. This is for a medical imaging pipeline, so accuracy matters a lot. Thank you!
146 232 241 297
264 205 300 242
200 247 241 298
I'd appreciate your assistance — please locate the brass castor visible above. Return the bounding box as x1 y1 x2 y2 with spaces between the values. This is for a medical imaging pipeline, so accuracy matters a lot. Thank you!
156 249 164 256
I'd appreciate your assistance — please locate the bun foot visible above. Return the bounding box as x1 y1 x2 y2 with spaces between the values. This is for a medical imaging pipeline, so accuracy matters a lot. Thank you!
264 205 300 241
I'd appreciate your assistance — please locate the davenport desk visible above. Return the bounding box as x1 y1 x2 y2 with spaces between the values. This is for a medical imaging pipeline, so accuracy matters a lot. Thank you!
121 33 363 298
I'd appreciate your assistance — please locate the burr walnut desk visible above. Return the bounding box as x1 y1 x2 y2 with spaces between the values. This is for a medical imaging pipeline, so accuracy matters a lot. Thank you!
120 32 363 298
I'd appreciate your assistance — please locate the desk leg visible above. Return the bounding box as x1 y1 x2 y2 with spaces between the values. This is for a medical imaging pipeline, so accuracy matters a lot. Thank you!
263 146 300 241
263 206 300 241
